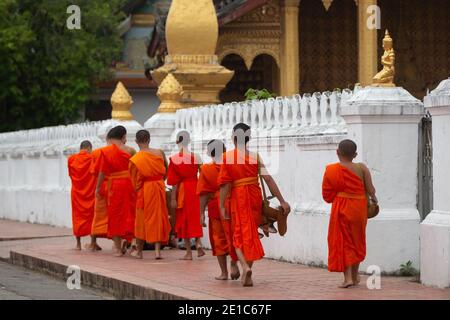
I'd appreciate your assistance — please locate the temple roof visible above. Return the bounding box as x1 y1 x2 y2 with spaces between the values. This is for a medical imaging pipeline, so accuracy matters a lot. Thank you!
147 0 269 59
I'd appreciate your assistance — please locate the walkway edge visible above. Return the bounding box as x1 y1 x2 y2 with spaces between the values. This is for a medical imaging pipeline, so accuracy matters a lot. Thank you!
9 250 222 300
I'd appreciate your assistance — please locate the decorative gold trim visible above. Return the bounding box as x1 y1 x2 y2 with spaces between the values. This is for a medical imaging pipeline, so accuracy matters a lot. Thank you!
131 14 155 27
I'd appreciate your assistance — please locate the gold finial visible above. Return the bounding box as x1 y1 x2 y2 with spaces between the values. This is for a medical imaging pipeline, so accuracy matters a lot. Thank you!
111 81 134 120
373 29 396 87
156 74 184 113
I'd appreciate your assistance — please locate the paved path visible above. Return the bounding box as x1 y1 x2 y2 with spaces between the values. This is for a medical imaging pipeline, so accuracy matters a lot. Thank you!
0 219 71 241
0 261 113 300
2 219 450 300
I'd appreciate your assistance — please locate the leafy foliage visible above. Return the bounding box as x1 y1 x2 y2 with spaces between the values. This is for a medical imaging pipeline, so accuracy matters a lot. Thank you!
399 260 419 277
0 0 126 132
244 88 276 101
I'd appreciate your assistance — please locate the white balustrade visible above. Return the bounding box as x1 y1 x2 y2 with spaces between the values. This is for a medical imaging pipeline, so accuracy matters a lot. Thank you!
172 89 353 142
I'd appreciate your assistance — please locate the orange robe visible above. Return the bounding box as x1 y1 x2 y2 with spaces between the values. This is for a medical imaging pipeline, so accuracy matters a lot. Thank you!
129 151 171 243
197 163 237 261
218 150 264 262
96 144 136 242
322 163 368 272
167 152 202 239
90 148 108 238
68 150 95 237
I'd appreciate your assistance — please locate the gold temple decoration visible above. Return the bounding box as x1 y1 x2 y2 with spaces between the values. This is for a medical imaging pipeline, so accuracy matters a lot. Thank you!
111 81 134 120
322 0 333 11
156 74 184 113
151 0 234 110
373 30 396 87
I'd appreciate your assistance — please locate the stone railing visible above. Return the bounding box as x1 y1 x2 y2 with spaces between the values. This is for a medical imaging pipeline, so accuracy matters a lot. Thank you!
0 121 106 158
173 89 353 142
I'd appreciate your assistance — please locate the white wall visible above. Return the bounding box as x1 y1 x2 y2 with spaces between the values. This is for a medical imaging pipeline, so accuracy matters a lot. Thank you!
0 86 426 274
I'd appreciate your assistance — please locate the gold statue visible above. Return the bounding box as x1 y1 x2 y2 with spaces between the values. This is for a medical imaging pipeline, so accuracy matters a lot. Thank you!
373 30 396 87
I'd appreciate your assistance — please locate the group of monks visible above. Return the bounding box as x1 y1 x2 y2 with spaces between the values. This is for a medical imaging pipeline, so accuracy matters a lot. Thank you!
68 123 290 287
68 122 377 288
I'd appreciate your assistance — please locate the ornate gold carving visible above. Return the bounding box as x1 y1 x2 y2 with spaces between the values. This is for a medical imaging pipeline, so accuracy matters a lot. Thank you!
217 0 281 70
165 54 218 65
111 82 134 121
373 30 396 87
157 74 184 113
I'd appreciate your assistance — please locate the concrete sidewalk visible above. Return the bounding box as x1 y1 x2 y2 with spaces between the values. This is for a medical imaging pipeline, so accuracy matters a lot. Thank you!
2 219 450 300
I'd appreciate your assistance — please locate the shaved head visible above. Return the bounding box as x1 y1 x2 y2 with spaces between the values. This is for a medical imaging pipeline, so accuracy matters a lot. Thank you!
80 140 92 151
338 139 357 159
136 130 150 144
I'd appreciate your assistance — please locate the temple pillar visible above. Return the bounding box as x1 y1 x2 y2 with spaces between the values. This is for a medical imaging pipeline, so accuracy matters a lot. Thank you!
280 0 300 96
421 78 450 288
358 0 378 86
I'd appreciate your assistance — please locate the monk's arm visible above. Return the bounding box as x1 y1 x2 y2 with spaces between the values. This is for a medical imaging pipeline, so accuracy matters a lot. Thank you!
199 193 212 225
219 183 231 220
170 184 178 209
95 172 104 198
258 155 290 213
161 150 168 179
362 164 378 203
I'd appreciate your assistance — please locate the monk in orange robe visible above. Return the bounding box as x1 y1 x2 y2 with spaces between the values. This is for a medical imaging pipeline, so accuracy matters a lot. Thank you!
129 130 171 259
85 138 112 251
167 130 204 260
218 123 291 286
322 139 377 288
197 139 240 280
95 125 136 257
68 140 96 250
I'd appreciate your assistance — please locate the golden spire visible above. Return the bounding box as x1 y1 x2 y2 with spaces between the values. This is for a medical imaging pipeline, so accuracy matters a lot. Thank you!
111 81 134 120
156 74 184 113
373 29 396 87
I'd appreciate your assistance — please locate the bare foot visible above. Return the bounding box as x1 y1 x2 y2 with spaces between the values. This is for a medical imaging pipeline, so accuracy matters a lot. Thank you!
353 275 361 285
230 264 240 280
84 243 102 251
130 250 143 259
113 249 124 257
241 268 253 287
338 282 354 289
75 245 82 251
215 274 228 280
180 253 193 260
121 240 128 255
197 247 206 258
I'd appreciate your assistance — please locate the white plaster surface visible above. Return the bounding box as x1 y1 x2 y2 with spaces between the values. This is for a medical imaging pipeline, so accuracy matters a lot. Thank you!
421 77 450 288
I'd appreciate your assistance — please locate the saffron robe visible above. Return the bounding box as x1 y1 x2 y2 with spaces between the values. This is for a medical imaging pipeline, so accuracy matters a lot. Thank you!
167 152 202 239
96 144 136 242
90 148 108 238
129 151 171 243
68 150 95 237
322 163 368 272
218 150 264 262
197 163 237 260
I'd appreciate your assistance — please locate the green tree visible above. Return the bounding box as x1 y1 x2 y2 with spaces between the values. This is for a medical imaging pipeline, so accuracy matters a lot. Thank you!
0 0 126 132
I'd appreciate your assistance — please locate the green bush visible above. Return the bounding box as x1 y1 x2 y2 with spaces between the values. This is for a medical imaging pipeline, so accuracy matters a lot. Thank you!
244 88 276 101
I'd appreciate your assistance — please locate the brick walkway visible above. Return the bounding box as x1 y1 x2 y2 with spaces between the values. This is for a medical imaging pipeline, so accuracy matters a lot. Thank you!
1 220 450 300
